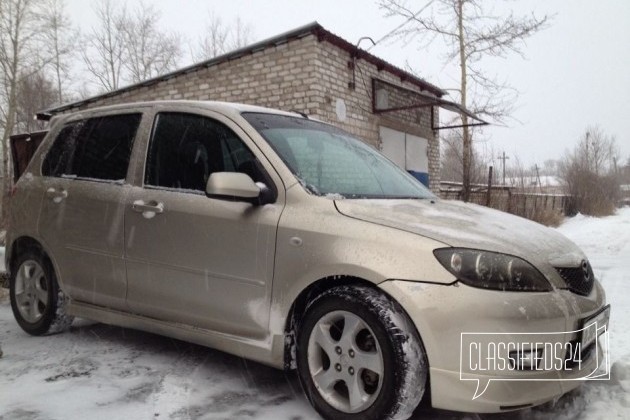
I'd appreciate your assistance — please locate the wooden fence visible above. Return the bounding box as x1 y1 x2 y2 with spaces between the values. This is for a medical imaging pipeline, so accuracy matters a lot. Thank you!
439 182 575 220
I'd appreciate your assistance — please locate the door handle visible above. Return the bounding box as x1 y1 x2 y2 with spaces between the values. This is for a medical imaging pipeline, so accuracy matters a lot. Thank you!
46 187 68 203
132 200 164 219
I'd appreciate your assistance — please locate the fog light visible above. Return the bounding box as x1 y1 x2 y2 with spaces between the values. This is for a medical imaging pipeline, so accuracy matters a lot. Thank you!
509 348 543 370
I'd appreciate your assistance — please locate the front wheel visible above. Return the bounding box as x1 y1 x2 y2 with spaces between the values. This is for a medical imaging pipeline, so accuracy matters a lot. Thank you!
10 249 73 336
297 285 427 420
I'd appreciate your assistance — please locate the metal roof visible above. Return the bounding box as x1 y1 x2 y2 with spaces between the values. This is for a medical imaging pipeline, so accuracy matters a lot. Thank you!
39 22 445 118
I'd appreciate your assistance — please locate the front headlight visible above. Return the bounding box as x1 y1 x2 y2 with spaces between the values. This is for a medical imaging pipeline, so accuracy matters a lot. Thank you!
433 248 552 292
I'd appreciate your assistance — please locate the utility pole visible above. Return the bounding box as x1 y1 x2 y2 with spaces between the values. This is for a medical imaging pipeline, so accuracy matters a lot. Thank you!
585 131 590 170
498 151 510 185
486 166 493 206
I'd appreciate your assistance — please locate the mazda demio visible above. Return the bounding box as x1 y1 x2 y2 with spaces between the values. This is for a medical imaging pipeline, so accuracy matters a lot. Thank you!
6 101 609 420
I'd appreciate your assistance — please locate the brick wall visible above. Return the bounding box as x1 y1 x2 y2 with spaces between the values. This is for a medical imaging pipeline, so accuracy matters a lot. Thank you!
306 43 440 191
71 33 441 192
78 36 319 111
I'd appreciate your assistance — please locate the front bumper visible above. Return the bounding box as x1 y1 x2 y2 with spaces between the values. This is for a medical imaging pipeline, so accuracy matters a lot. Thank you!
380 279 607 413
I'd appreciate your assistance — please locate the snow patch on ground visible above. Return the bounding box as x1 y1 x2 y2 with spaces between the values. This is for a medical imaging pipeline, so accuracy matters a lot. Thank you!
536 207 630 420
0 311 315 419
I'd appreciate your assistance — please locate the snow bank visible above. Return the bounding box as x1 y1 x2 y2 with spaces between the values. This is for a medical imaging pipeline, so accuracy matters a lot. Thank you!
532 207 630 420
611 359 630 392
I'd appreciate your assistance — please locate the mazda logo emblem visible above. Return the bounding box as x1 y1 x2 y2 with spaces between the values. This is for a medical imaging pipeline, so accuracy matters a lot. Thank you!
581 260 591 282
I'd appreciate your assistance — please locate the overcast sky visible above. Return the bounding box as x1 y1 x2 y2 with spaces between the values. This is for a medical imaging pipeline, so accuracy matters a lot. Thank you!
65 0 630 168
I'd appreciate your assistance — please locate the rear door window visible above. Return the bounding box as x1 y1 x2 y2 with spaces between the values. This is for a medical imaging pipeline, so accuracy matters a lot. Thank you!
43 113 141 182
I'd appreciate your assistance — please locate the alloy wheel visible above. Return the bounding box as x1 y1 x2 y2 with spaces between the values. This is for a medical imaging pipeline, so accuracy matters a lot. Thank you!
14 260 49 323
307 310 384 413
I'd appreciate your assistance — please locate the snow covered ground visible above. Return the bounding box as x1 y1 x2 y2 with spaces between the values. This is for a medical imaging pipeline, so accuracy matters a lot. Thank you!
1 208 629 419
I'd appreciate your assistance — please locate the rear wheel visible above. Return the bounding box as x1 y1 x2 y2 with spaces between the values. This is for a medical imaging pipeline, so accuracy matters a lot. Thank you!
10 249 73 335
297 285 427 420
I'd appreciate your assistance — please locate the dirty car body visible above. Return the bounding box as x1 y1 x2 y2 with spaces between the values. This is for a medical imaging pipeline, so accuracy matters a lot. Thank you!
6 101 608 419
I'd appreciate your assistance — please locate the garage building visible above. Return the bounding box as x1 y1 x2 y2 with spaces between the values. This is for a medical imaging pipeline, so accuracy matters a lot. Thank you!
38 22 483 193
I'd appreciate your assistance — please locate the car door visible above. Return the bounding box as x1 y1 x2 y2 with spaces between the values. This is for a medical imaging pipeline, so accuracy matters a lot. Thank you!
124 111 283 339
37 113 143 310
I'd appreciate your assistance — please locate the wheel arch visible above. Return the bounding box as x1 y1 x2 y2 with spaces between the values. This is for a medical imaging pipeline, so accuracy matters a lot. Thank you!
8 236 47 273
282 275 426 373
8 235 74 335
283 276 373 370
289 279 431 419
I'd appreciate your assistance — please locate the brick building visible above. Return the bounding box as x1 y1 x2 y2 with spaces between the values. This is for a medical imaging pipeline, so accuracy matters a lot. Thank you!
39 22 483 193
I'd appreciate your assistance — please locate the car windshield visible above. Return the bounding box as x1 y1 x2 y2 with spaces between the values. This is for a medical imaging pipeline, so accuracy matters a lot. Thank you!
242 112 435 199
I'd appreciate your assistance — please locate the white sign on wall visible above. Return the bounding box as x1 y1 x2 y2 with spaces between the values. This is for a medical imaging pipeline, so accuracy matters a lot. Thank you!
335 98 347 122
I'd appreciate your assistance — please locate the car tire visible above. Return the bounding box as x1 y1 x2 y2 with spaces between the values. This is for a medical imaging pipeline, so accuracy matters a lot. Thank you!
10 249 73 336
296 285 427 420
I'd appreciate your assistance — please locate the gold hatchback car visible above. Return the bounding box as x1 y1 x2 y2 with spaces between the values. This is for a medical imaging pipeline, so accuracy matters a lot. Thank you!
7 101 608 420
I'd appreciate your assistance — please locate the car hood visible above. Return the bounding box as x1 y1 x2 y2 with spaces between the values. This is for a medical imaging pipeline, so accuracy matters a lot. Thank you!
334 198 586 269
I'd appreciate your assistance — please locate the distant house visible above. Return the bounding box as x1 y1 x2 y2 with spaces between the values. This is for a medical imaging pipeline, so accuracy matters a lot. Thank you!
36 22 483 193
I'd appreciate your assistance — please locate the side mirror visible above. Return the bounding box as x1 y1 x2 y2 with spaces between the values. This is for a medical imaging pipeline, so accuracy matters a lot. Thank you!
206 172 260 201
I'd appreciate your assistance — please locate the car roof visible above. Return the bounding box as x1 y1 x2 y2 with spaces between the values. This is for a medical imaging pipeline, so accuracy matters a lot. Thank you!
58 100 301 119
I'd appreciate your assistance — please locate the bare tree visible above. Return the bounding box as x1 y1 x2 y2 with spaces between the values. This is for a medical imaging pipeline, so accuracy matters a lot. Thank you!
0 0 48 224
576 125 618 176
193 13 253 62
120 2 182 83
504 154 533 190
40 0 75 103
228 16 252 51
541 158 559 176
83 1 183 89
379 0 549 202
558 126 620 216
15 70 57 132
194 13 230 61
440 130 488 184
82 0 126 91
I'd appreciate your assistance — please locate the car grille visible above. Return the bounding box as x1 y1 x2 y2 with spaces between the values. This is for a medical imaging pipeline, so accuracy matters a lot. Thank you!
555 260 595 296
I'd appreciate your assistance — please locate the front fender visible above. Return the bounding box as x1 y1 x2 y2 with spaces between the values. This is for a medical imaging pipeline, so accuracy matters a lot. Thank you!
269 195 455 338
